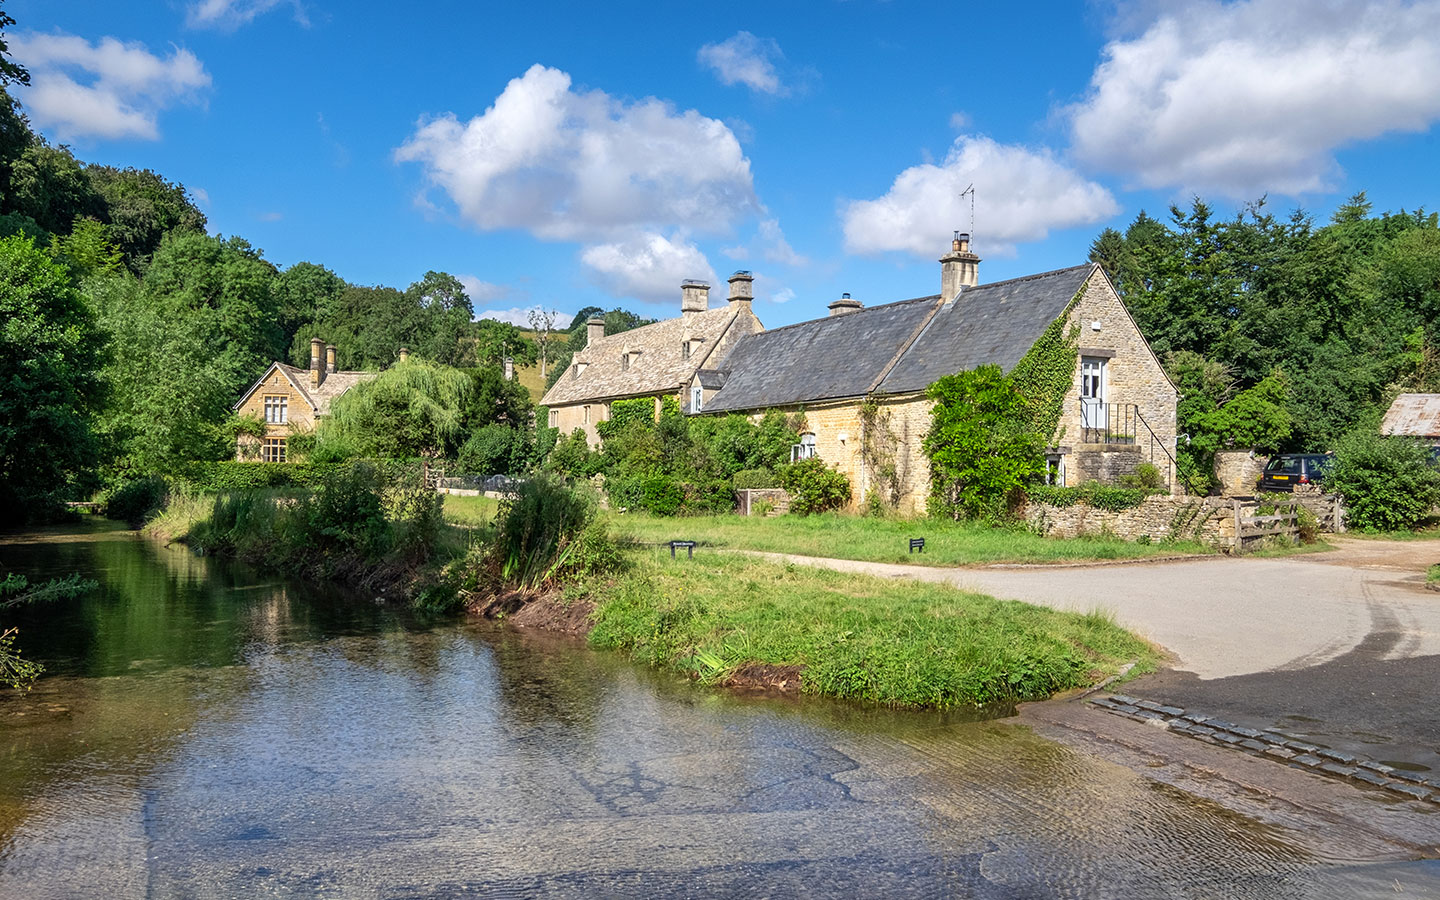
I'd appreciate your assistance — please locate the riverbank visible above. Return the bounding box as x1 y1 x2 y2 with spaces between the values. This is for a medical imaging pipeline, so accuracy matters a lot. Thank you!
498 548 1158 709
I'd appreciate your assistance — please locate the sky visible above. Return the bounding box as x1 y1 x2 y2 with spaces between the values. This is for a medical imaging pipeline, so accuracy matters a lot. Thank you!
10 0 1440 330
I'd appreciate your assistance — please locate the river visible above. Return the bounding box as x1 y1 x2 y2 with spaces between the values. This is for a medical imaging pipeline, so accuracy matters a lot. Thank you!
2 521 1436 898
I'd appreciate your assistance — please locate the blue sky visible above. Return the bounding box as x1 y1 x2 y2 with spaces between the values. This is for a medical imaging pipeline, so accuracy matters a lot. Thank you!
11 0 1440 328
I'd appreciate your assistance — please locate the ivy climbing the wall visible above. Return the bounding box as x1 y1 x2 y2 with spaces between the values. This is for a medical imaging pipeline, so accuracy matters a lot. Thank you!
858 399 901 515
1008 311 1080 446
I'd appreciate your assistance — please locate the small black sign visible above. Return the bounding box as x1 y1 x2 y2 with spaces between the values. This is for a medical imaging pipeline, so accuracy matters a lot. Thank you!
670 540 697 559
909 538 925 554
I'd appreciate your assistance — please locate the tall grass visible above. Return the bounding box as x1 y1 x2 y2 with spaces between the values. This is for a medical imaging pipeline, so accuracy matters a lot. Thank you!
491 476 619 589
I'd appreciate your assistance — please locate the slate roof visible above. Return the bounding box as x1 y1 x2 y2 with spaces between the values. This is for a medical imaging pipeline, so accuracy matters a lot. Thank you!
878 264 1096 393
701 295 941 413
541 305 757 406
234 362 375 415
1381 394 1440 438
703 264 1096 413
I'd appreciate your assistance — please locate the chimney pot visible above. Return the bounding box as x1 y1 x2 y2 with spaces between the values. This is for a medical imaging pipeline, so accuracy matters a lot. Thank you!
941 232 981 299
586 316 605 348
828 295 863 317
310 337 324 387
325 344 337 374
680 280 710 315
726 270 753 310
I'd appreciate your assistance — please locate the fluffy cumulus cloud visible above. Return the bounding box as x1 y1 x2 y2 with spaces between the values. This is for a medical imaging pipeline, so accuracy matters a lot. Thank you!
697 31 787 95
396 64 760 243
1069 0 1440 196
186 0 308 30
580 232 717 304
479 306 574 329
11 32 210 141
457 274 510 304
842 135 1118 258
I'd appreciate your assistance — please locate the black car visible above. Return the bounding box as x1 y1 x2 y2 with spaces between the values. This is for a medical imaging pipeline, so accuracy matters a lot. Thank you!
1258 453 1332 492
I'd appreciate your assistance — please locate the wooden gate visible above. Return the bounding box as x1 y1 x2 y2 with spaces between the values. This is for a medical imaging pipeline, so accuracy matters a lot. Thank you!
1232 498 1299 553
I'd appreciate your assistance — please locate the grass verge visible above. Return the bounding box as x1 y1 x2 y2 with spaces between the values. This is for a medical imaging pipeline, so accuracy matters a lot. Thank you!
585 549 1157 708
442 493 501 527
606 511 1212 567
1428 564 1439 584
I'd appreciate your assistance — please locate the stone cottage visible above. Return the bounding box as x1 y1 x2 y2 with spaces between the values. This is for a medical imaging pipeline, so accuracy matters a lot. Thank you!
697 235 1179 513
231 338 380 461
540 272 764 446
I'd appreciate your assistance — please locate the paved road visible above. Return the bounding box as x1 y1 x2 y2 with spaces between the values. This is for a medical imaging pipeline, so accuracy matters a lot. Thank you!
748 539 1440 769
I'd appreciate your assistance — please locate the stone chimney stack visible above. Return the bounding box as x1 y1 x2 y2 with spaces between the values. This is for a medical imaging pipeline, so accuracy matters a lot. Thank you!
828 292 862 317
398 346 410 363
941 231 981 299
325 344 337 374
680 280 710 316
503 356 514 381
310 337 325 387
586 316 605 348
727 270 753 312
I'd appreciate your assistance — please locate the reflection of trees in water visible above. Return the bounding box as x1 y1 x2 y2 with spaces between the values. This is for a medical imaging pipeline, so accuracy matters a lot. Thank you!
484 628 609 745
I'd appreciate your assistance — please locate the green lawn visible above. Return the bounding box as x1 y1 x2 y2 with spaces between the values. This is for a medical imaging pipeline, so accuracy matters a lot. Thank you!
1338 519 1440 541
1428 564 1439 584
605 510 1212 567
586 549 1157 708
442 493 501 527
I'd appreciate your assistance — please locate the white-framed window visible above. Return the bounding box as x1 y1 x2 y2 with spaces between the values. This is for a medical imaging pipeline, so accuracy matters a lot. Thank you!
690 383 703 413
682 341 692 361
262 437 287 463
791 432 817 462
548 409 558 428
583 405 590 425
263 394 288 424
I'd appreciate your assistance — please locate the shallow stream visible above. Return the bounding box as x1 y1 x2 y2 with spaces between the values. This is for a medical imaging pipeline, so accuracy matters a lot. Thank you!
2 521 1436 898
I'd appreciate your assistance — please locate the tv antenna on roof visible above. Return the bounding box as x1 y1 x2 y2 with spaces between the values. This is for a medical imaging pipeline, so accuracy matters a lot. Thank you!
959 184 975 240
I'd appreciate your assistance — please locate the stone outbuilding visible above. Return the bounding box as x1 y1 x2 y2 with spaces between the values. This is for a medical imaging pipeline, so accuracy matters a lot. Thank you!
540 273 764 446
698 236 1179 513
232 338 377 461
1381 394 1440 442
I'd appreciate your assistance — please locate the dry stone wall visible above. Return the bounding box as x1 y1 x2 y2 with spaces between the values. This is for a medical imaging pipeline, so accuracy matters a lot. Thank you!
1025 495 1237 546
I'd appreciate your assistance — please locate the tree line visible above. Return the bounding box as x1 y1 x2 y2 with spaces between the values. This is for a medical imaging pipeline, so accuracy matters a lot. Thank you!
1089 196 1440 487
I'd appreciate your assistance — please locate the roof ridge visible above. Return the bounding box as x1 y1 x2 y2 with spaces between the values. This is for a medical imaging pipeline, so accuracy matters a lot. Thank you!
747 293 941 339
961 262 1095 293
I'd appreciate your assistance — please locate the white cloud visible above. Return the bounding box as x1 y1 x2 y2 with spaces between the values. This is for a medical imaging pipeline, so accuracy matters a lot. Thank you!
698 31 787 95
758 217 806 266
11 32 210 141
580 231 717 304
479 306 574 329
395 64 760 243
1068 0 1440 196
186 0 308 30
190 186 210 208
949 111 971 130
258 211 283 222
769 287 796 305
841 135 1118 258
457 275 510 304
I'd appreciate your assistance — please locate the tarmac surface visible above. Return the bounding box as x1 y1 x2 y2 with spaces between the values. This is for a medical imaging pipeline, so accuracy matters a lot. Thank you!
747 537 1440 772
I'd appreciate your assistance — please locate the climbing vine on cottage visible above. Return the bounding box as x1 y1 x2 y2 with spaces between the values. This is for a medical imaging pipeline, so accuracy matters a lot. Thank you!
1007 311 1080 446
858 399 901 514
924 298 1081 523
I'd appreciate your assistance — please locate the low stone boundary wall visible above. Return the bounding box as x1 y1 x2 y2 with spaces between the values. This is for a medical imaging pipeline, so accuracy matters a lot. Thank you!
1027 493 1345 548
1026 495 1236 546
737 489 790 517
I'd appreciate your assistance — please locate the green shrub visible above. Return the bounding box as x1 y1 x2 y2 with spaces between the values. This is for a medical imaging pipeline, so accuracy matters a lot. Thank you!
733 468 779 490
1328 432 1440 532
1295 505 1320 544
1025 482 1151 511
492 475 617 588
777 458 851 515
1118 462 1166 491
924 365 1045 522
458 423 530 476
101 475 170 524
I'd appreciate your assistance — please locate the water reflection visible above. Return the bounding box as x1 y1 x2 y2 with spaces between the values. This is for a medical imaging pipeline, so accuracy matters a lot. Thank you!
1 522 1437 898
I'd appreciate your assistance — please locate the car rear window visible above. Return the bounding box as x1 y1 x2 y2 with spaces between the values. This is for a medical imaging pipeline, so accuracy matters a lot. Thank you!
1266 457 1302 474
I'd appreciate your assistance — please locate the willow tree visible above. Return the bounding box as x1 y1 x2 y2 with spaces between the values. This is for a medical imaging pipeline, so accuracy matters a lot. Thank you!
320 359 473 459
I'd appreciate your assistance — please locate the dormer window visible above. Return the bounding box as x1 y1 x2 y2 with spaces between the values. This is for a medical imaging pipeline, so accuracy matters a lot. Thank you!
682 341 692 361
573 361 588 381
621 352 630 372
690 383 703 413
